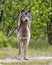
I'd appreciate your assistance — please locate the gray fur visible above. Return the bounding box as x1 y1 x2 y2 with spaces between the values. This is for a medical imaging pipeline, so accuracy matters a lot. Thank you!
17 10 32 60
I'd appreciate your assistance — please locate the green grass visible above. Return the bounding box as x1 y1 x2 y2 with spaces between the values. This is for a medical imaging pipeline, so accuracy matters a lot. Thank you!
1 60 52 65
0 39 52 59
0 46 52 59
0 39 52 65
0 48 18 59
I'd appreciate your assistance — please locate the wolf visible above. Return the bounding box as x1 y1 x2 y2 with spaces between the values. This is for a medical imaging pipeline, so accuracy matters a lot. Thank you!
17 10 32 60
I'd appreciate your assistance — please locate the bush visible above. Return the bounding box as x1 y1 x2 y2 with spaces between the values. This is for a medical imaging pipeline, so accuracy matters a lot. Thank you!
0 32 7 48
8 37 18 48
29 38 49 49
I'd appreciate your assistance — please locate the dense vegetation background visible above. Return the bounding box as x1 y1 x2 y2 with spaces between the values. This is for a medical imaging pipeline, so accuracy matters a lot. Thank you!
0 0 52 48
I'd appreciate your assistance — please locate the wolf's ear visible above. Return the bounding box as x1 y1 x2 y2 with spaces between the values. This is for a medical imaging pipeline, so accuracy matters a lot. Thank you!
27 10 32 19
27 10 31 16
21 10 24 14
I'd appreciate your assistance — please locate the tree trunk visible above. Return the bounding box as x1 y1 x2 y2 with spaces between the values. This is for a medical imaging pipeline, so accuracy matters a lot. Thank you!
47 14 52 44
0 0 6 22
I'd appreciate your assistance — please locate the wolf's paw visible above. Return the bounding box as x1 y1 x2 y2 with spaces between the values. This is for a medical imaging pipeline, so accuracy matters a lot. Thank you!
24 57 29 60
17 56 22 60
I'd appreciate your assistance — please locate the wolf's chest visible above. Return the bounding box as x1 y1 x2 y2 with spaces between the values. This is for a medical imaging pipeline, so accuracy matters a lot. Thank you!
18 24 30 40
20 26 29 36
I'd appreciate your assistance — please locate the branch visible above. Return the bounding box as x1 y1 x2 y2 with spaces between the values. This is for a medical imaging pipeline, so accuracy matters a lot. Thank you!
7 26 18 38
28 2 35 10
24 2 36 11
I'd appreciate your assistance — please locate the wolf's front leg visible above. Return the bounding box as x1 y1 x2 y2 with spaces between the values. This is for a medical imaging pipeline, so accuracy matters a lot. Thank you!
24 41 29 60
18 41 22 60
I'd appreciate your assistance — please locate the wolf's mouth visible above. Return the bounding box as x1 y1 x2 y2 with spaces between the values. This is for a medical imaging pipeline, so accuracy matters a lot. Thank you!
21 20 28 24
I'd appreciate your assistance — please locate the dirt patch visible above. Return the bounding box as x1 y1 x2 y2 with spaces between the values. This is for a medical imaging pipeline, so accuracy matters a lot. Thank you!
0 56 52 63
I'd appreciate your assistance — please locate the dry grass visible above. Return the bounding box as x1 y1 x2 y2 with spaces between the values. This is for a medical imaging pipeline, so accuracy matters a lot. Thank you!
1 60 52 65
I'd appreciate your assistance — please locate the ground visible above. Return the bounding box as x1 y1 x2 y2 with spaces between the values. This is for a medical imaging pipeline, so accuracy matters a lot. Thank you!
0 47 52 65
0 60 52 65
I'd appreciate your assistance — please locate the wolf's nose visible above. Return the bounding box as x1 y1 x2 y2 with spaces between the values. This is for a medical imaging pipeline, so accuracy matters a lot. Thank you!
25 19 27 22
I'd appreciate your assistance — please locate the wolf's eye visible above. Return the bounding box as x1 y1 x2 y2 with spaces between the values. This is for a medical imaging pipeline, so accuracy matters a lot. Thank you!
23 16 25 18
20 15 25 20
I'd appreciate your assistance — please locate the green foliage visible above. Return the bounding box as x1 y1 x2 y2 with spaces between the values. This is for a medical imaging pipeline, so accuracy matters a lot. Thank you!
0 0 52 47
8 37 18 48
0 31 7 48
29 38 49 49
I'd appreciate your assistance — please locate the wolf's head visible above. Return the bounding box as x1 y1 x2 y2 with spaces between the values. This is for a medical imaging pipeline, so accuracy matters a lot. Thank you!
20 10 32 23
